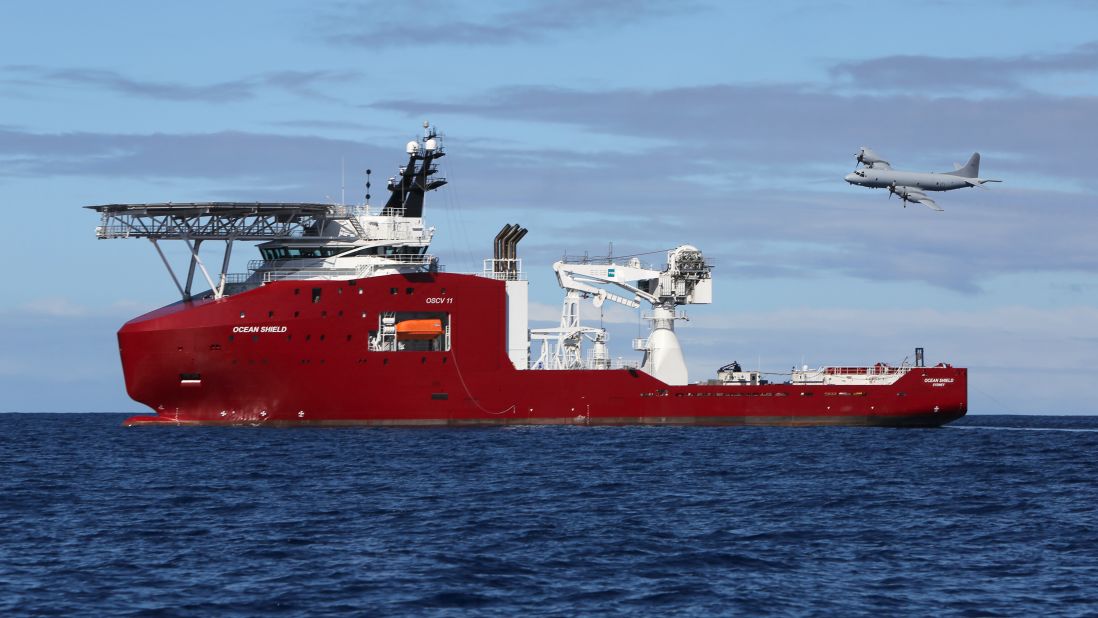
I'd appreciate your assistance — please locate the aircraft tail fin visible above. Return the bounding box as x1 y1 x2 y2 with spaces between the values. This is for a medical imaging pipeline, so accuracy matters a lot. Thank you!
954 152 1002 186
945 152 980 178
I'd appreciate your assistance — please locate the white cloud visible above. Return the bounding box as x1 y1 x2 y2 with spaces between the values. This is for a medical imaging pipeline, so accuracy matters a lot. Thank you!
10 297 156 319
19 297 88 317
691 305 1098 341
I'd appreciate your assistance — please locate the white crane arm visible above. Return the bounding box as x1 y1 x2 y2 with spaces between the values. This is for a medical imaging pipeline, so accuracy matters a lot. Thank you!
552 262 661 308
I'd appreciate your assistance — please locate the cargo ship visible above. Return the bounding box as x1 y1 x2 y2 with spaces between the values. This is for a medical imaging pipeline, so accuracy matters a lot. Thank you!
91 126 966 427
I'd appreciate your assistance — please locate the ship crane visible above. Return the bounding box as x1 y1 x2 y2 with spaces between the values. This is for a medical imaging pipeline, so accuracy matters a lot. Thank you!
529 245 712 385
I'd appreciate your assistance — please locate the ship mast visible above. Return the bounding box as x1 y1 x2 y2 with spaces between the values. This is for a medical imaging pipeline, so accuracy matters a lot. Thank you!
382 122 447 218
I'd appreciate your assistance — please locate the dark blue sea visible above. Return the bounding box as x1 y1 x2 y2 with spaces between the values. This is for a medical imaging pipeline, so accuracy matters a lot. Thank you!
2 414 1097 617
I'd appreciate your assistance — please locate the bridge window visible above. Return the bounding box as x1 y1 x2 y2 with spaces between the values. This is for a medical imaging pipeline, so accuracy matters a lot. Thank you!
262 247 348 260
338 245 428 258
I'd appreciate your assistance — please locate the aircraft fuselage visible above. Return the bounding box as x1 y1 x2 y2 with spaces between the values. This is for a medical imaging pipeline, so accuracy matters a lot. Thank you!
844 169 971 192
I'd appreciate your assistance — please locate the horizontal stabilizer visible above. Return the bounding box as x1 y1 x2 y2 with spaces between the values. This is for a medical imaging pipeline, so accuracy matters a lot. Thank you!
964 177 1003 188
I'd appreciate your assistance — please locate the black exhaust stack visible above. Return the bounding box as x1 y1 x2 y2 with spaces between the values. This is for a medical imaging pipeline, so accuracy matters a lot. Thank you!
493 223 527 280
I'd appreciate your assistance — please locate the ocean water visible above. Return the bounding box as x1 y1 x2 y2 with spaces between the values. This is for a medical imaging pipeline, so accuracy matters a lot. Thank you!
2 414 1097 617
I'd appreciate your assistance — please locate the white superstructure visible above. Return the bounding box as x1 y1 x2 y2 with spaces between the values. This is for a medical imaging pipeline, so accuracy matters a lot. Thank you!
89 125 450 301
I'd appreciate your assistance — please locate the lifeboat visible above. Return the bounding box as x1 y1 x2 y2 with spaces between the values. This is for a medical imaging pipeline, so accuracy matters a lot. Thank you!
395 318 444 340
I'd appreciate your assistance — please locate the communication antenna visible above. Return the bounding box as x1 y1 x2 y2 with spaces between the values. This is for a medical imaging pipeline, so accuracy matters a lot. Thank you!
341 157 346 205
365 168 372 206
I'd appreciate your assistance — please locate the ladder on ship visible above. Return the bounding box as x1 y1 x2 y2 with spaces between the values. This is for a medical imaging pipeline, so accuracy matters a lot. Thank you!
347 216 367 240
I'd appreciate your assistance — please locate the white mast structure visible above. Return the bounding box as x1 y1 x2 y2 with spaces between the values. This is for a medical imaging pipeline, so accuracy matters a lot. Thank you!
529 245 712 384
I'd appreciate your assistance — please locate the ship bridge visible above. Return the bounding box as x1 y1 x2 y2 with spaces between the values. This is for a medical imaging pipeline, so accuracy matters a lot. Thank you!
88 202 437 300
88 125 448 301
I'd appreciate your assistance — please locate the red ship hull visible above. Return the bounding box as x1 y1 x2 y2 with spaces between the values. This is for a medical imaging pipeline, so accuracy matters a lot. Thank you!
118 273 967 428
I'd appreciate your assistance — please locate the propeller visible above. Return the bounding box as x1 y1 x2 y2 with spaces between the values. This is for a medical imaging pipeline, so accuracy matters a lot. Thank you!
853 149 866 173
854 147 889 170
888 182 908 207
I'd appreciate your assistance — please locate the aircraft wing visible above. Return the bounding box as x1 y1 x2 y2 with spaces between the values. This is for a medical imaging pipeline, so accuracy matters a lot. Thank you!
916 196 943 211
890 185 942 211
855 147 890 169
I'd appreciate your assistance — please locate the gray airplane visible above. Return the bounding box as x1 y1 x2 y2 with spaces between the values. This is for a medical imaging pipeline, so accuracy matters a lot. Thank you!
844 147 1001 211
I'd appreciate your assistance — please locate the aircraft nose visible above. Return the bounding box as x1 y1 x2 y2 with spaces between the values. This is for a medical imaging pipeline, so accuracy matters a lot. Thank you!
844 173 858 184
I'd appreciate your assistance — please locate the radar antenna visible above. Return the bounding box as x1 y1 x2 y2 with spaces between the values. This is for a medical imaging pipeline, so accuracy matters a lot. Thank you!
382 122 447 217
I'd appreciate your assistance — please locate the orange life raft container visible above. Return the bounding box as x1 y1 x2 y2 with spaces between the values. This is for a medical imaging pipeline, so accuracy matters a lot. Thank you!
395 319 445 340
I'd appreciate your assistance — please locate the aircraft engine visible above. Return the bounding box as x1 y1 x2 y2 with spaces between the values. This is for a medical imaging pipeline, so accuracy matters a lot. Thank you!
888 184 924 203
855 147 888 167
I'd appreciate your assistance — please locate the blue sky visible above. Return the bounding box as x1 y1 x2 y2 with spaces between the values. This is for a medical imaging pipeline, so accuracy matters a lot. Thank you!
2 0 1097 413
